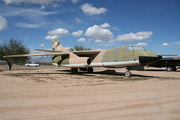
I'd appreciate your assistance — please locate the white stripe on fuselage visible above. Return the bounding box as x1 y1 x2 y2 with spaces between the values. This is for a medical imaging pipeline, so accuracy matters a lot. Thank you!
89 60 140 67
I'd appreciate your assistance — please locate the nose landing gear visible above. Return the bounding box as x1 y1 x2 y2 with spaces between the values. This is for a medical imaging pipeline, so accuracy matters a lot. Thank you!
125 70 131 77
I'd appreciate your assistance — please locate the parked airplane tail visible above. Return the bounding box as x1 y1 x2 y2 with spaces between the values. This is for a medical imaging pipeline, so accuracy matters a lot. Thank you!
50 38 91 68
51 38 68 52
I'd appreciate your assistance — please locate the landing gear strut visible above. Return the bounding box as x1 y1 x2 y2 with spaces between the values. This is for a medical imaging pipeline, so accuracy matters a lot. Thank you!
125 70 131 77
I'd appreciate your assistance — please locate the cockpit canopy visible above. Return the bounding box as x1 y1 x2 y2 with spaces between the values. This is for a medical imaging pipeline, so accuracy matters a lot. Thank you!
126 46 145 51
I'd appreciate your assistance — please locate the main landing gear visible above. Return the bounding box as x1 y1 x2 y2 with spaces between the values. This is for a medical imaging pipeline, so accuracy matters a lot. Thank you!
72 67 131 77
88 67 93 73
71 68 78 74
166 66 176 72
71 67 94 74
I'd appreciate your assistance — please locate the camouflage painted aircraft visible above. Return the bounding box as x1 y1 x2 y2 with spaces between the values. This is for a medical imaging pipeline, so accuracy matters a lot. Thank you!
4 38 162 77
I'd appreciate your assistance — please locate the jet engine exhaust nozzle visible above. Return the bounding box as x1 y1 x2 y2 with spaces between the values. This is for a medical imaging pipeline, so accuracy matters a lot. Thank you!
87 58 92 65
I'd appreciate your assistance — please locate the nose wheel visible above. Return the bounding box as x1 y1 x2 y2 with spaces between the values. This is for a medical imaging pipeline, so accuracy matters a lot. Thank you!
125 70 131 77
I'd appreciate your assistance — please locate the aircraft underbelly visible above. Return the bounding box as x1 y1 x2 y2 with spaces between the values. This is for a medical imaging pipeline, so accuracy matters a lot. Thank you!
58 60 140 68
89 60 140 67
60 64 89 68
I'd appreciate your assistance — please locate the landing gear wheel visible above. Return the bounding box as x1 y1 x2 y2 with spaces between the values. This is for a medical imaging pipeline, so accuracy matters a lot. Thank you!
71 68 78 74
166 66 176 72
125 70 131 77
173 66 177 71
88 67 93 73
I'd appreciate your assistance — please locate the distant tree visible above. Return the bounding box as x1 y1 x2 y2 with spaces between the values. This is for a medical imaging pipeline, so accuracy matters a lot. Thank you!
70 44 91 51
0 38 30 70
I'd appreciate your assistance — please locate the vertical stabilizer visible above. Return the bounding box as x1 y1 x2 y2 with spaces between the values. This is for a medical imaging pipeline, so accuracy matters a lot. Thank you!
51 38 68 52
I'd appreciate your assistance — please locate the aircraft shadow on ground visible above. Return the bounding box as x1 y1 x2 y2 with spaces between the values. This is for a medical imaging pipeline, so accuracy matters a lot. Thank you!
3 69 158 78
144 69 180 72
0 68 39 71
57 69 155 78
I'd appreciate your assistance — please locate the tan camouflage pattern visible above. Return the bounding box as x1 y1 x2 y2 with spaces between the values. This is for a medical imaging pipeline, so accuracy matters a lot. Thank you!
51 38 68 52
4 38 159 69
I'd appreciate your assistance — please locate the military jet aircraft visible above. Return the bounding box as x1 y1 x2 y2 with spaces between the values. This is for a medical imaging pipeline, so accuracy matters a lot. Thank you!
4 38 162 77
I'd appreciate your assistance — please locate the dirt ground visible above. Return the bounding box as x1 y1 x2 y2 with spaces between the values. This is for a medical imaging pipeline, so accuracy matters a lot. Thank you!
0 65 180 120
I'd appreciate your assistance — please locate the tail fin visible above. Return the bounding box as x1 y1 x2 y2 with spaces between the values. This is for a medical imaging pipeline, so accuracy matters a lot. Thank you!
51 38 68 52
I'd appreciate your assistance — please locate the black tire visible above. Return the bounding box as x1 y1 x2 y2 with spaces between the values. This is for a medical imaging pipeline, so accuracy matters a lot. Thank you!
172 66 177 71
125 70 131 77
166 66 176 72
88 67 93 73
71 68 78 74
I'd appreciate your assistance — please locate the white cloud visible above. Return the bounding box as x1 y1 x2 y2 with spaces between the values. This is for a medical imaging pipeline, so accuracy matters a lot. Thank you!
52 3 62 8
48 28 69 35
45 35 53 40
25 37 28 39
178 46 180 49
85 25 114 40
3 7 57 18
77 38 86 43
109 39 116 43
112 26 119 31
40 6 45 10
3 0 66 5
100 23 110 28
0 15 8 31
136 42 147 46
161 43 170 47
64 47 71 51
81 3 108 15
1 6 57 28
14 22 41 28
76 17 81 23
38 44 45 47
28 46 33 49
116 31 153 42
71 30 83 37
45 35 60 40
72 0 79 4
95 39 104 43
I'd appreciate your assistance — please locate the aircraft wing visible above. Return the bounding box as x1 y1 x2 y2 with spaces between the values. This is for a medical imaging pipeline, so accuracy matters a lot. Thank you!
34 49 62 52
3 52 69 58
72 50 101 56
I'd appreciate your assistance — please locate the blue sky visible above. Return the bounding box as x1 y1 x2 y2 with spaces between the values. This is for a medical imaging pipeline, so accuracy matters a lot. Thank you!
0 0 180 56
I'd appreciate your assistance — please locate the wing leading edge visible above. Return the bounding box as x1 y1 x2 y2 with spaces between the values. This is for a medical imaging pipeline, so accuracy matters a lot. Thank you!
34 49 62 52
3 52 69 58
72 50 101 56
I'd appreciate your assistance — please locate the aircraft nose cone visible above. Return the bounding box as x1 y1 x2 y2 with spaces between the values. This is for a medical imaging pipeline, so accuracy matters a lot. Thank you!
139 55 162 65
